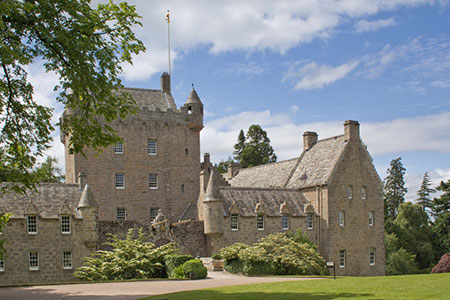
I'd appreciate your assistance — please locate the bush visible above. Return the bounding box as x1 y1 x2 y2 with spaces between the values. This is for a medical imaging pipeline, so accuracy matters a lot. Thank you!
243 261 276 276
224 259 245 274
182 259 207 279
211 253 222 260
387 248 419 275
74 228 178 281
220 243 248 261
165 254 194 278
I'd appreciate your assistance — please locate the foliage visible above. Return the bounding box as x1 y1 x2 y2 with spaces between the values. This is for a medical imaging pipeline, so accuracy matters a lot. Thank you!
34 156 64 182
74 228 178 281
165 254 194 278
384 157 407 225
0 0 145 194
285 228 317 250
233 125 277 168
431 180 450 255
181 259 208 279
223 259 245 274
220 232 326 276
211 253 222 260
386 248 419 275
214 157 234 174
0 213 11 259
416 172 435 211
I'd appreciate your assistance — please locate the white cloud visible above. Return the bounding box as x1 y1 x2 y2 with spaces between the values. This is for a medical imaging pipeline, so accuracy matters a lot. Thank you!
218 62 266 78
355 18 396 33
404 168 450 202
284 61 358 90
289 105 300 114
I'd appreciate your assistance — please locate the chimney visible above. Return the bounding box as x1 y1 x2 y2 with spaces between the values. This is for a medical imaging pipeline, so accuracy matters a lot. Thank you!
344 120 360 142
227 162 241 178
78 172 87 191
161 72 171 94
303 131 318 151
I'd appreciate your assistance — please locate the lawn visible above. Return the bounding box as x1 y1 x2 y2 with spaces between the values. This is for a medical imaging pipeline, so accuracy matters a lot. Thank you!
142 273 450 300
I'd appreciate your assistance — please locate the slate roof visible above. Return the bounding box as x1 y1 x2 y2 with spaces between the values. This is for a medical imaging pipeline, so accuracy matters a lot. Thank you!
0 183 84 219
228 135 348 189
122 87 177 111
220 187 309 217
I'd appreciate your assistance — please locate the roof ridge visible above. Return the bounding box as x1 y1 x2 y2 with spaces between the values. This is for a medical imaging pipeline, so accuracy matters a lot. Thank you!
238 157 299 172
220 186 301 192
283 151 306 188
121 87 162 92
317 134 345 143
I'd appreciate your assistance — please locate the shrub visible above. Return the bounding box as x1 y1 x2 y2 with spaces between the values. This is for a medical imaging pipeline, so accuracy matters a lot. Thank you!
74 228 178 281
220 243 248 261
386 248 419 275
165 254 194 278
243 261 276 276
182 259 207 279
211 253 222 260
224 259 245 274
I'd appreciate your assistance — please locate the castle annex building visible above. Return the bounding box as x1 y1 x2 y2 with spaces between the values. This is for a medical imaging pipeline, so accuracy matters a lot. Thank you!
0 73 385 285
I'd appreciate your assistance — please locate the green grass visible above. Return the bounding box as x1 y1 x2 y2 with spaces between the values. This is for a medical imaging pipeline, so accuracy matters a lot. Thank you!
142 273 450 300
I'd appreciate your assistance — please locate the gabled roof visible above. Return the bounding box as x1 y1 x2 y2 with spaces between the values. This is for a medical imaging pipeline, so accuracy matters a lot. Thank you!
122 87 177 111
0 183 83 219
220 187 309 217
228 135 348 189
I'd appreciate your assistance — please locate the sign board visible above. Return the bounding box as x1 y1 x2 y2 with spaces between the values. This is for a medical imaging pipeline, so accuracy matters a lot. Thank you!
326 261 335 267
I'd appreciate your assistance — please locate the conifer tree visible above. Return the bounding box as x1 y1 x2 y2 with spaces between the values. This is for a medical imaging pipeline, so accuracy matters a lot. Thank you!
234 125 277 168
384 157 407 223
431 180 450 254
233 129 246 162
416 172 436 211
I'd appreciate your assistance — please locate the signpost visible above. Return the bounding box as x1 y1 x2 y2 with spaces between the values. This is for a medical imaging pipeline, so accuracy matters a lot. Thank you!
327 261 336 280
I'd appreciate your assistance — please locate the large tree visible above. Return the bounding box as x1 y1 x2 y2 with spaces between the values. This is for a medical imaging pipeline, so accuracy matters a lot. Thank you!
416 172 436 211
233 125 277 168
384 157 407 223
431 180 450 255
0 0 145 193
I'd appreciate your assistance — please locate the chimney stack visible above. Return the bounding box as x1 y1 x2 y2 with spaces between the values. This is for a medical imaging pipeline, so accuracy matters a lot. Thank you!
161 72 171 94
303 131 318 151
78 172 87 191
344 120 360 142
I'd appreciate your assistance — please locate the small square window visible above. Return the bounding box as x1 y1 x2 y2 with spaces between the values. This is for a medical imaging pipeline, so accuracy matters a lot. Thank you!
282 214 289 230
339 211 345 227
61 215 71 234
115 173 125 189
361 186 367 200
63 251 72 269
306 213 313 230
149 173 158 189
257 214 264 230
148 140 157 155
231 214 239 231
150 207 159 222
114 142 123 154
370 248 376 265
339 250 346 268
185 148 189 155
347 186 353 199
0 258 4 272
181 184 185 193
29 252 39 271
27 215 37 234
369 211 374 226
116 208 126 221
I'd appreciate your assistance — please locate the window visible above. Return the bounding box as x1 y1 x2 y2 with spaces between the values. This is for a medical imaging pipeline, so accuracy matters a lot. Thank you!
63 251 72 269
338 211 345 227
339 250 346 268
347 186 353 199
185 148 189 155
148 139 157 155
149 173 158 189
27 215 37 234
61 215 71 234
150 207 159 222
114 142 123 154
369 211 374 226
116 208 126 221
115 173 125 189
370 248 376 265
0 257 4 272
306 213 313 230
29 252 39 271
361 186 367 200
282 214 289 230
181 184 185 193
231 214 239 231
257 214 264 230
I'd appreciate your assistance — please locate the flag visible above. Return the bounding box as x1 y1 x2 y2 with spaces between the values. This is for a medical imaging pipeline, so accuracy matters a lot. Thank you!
166 10 170 23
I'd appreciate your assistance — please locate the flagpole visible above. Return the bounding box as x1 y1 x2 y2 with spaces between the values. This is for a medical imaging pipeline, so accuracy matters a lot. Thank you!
167 10 171 76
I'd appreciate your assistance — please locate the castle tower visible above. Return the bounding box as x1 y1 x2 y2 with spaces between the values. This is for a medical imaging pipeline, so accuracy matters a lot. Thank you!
184 87 204 132
76 184 99 255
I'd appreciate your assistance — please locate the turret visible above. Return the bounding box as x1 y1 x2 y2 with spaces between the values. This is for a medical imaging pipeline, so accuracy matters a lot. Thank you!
77 184 99 251
202 170 224 235
184 87 203 131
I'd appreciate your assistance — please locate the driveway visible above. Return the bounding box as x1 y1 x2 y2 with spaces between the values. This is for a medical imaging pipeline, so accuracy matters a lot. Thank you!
0 271 323 300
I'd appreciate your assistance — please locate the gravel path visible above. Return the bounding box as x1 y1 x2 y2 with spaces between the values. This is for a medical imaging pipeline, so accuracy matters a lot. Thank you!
0 271 323 300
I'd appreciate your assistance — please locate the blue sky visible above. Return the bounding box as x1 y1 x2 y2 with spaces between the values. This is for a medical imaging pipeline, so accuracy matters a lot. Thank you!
32 0 450 201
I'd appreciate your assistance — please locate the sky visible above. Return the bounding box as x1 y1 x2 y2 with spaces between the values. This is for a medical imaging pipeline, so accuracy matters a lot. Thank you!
31 0 450 202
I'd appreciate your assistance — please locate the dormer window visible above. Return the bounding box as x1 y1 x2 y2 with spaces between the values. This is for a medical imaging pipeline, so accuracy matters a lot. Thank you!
282 214 289 230
27 215 37 234
306 213 313 230
257 214 264 230
231 214 239 231
61 215 71 234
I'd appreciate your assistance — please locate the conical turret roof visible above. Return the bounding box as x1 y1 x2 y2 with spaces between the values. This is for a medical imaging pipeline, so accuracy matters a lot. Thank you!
205 170 223 202
185 88 202 104
78 184 97 208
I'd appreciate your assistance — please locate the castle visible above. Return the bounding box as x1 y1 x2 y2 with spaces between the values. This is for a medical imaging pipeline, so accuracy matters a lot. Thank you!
0 73 385 285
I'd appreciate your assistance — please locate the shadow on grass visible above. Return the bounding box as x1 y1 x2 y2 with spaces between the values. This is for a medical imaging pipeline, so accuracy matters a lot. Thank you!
146 290 374 300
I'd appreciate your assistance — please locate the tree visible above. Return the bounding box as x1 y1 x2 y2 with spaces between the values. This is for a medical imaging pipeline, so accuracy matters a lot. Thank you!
214 157 234 174
34 156 64 183
233 125 277 168
0 0 145 193
416 172 436 211
431 180 450 255
384 158 407 223
233 129 245 162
